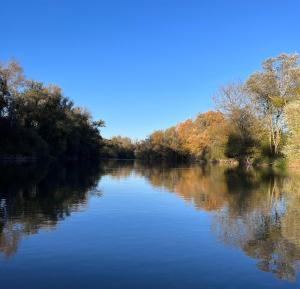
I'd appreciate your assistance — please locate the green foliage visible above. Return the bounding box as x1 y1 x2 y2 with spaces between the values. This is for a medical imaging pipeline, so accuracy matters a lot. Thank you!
101 136 135 159
0 60 104 159
2 53 300 166
0 119 49 157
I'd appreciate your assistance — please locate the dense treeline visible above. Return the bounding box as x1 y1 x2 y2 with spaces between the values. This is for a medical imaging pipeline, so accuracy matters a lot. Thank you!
101 136 135 159
2 53 300 165
135 53 300 166
135 111 229 161
0 61 104 160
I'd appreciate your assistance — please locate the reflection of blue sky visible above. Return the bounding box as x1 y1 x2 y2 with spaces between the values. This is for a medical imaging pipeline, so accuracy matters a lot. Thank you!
1 166 299 288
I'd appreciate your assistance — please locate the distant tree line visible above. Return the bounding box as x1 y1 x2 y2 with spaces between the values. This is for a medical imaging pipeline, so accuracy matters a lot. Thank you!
2 53 300 165
101 136 135 159
135 111 228 162
0 60 104 160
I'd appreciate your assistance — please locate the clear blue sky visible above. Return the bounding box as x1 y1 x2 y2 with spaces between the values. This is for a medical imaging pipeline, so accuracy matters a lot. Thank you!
2 0 299 139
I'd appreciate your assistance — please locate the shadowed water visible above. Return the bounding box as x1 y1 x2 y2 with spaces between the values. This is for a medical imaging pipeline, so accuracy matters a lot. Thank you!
0 160 299 289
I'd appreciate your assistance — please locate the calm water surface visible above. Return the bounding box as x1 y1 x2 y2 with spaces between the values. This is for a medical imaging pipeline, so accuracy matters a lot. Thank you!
0 160 299 289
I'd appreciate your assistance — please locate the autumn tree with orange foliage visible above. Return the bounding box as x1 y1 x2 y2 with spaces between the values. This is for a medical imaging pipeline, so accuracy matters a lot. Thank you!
136 111 229 161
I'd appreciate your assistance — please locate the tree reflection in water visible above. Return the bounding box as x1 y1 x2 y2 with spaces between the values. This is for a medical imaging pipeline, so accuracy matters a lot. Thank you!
0 161 103 257
0 160 299 281
213 168 300 281
102 161 300 281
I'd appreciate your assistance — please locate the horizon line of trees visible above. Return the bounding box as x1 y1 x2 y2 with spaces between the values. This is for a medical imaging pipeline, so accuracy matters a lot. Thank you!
106 53 300 166
2 53 300 165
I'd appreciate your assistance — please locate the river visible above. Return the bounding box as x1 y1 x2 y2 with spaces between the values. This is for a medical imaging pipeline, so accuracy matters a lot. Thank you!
0 160 299 289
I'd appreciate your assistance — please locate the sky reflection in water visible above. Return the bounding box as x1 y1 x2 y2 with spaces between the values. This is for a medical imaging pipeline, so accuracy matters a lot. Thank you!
0 160 299 289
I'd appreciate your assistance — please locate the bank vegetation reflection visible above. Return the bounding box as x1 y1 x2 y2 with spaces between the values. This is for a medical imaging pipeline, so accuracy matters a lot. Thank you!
104 161 300 281
0 162 103 257
0 160 299 281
